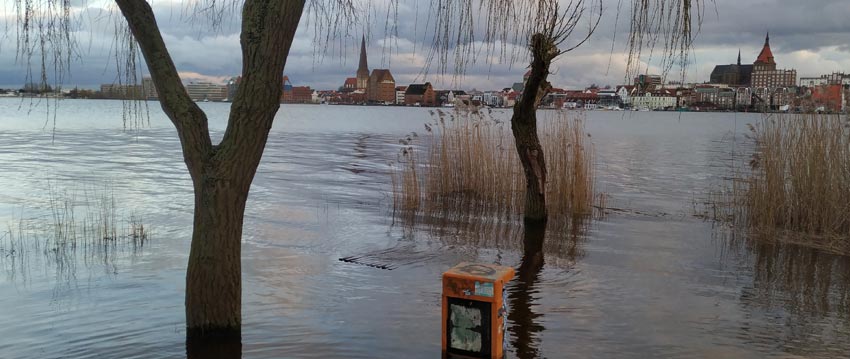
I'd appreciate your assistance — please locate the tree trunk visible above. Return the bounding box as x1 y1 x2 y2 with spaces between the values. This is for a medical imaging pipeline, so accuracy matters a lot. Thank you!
185 166 251 339
116 0 306 340
511 112 548 222
512 33 557 224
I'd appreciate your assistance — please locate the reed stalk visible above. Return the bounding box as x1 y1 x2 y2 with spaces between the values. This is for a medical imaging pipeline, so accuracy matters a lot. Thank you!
392 108 599 228
710 113 850 254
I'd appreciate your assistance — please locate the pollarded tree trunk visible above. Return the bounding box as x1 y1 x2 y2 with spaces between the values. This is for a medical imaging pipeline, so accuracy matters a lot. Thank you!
512 33 558 223
115 0 306 339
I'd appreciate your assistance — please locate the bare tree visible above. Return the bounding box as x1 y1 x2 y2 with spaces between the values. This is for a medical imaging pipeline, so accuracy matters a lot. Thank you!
510 1 601 223
10 0 707 340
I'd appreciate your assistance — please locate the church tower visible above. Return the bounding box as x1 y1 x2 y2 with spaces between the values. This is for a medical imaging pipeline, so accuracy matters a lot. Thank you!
356 35 370 89
754 32 776 72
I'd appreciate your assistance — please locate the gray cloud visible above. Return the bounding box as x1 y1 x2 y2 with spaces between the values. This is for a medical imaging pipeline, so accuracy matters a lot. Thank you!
0 0 848 90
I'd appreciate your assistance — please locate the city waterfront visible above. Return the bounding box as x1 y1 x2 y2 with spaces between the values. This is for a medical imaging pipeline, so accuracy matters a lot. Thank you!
1 100 849 358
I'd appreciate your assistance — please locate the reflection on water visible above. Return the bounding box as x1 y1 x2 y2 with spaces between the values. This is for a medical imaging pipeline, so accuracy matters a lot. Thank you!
731 236 850 357
186 335 242 359
2 101 850 358
508 223 547 359
507 220 587 359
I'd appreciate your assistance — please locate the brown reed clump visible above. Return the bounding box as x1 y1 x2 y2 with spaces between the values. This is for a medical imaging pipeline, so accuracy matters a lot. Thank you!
715 113 850 254
391 108 599 227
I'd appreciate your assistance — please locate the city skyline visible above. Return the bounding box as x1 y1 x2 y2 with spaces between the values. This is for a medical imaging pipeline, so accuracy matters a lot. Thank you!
0 0 848 90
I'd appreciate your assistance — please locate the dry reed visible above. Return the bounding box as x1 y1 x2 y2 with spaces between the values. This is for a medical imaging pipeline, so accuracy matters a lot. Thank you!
391 108 598 228
710 113 850 254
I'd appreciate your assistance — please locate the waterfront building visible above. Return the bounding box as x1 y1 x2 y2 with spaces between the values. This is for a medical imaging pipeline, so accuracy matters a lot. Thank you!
808 84 846 112
800 73 850 87
226 76 240 101
281 76 314 103
634 74 662 92
693 85 736 110
709 50 753 86
615 85 634 106
367 69 395 104
342 78 357 92
750 33 796 88
395 86 407 105
597 89 620 108
404 83 436 106
186 81 227 101
631 89 676 110
142 77 158 100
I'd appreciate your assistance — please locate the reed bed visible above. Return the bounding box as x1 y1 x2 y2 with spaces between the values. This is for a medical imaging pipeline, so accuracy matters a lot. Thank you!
391 108 599 228
0 181 150 280
709 113 850 254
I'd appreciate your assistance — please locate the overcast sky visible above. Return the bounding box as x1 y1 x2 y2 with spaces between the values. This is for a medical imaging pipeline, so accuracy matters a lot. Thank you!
0 0 848 90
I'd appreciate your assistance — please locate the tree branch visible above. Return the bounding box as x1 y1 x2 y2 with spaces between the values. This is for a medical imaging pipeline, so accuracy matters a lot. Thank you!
215 0 306 180
114 0 213 174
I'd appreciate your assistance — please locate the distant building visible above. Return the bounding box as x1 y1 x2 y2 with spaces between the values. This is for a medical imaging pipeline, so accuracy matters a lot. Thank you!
142 77 158 100
282 86 314 103
596 89 620 108
186 81 227 101
479 91 504 107
356 36 370 90
631 89 677 110
281 76 313 103
809 84 846 112
634 74 662 92
404 83 436 106
750 33 796 88
367 69 396 104
800 72 850 87
395 86 407 105
226 76 240 101
709 50 753 86
693 85 737 110
343 77 357 92
615 85 634 106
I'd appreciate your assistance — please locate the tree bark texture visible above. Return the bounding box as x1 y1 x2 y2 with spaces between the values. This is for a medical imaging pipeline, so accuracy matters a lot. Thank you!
115 0 306 338
511 33 556 224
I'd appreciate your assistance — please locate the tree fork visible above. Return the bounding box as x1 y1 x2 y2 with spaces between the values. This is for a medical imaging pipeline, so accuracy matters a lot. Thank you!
116 0 306 339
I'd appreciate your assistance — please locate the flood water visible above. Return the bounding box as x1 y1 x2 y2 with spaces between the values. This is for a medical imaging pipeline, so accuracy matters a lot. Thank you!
1 99 849 358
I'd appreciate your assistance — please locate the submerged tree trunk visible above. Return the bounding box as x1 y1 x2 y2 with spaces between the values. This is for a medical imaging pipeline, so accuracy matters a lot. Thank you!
185 168 251 338
512 33 558 223
116 0 306 339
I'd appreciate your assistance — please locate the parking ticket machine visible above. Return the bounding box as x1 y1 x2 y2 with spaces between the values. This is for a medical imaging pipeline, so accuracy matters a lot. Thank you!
442 262 515 359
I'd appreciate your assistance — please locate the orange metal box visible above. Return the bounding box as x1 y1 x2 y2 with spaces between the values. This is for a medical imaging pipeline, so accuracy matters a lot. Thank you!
442 262 515 359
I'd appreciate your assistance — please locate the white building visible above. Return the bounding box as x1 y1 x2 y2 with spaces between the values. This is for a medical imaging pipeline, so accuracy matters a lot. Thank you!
395 87 406 105
186 82 227 101
615 86 634 106
631 91 677 110
800 72 850 87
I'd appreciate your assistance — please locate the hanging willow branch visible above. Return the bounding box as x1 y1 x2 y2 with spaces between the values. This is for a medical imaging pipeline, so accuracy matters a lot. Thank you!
625 0 712 80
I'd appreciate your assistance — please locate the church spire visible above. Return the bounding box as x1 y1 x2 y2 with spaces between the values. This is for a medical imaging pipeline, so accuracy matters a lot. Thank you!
358 35 368 74
356 34 370 89
737 49 741 66
765 32 770 46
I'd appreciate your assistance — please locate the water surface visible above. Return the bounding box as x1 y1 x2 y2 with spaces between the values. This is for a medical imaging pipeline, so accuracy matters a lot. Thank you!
1 99 848 358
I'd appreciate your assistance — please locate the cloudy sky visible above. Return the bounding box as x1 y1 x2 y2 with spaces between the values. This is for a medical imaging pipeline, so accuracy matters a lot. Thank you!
0 0 848 90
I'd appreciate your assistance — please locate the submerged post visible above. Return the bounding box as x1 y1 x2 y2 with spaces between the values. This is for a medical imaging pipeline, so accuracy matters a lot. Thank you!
442 262 515 359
